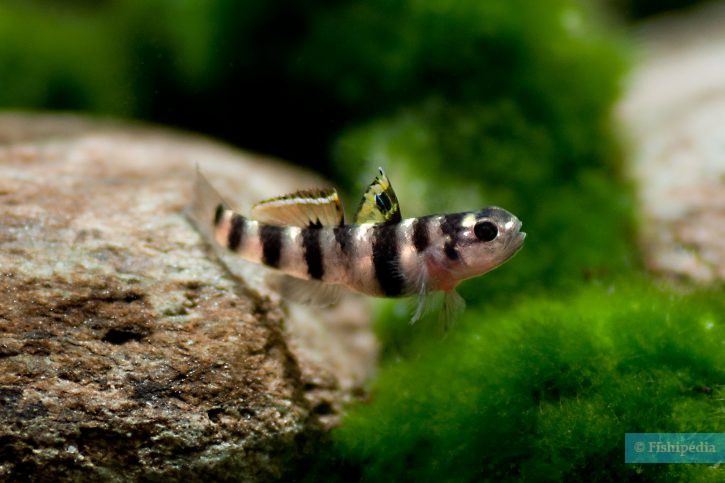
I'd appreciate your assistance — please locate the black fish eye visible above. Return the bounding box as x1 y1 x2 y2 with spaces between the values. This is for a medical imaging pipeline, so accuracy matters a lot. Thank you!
474 221 498 242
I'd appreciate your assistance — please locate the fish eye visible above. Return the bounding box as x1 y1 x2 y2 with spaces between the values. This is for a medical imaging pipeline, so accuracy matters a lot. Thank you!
474 221 498 242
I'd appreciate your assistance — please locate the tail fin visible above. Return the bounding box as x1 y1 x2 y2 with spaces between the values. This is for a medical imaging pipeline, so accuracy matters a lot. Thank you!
186 166 228 243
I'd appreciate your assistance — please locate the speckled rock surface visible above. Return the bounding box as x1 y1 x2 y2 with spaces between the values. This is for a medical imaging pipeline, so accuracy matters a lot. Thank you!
619 1 725 283
0 113 376 481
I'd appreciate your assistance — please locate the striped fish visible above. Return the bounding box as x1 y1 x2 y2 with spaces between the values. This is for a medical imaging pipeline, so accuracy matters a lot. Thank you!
191 168 525 323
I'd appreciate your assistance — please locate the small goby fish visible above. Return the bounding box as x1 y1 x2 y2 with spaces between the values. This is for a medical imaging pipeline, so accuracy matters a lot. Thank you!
191 167 525 323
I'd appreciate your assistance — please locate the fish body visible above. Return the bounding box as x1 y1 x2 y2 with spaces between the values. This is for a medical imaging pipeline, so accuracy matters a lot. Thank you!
213 210 523 298
193 168 525 322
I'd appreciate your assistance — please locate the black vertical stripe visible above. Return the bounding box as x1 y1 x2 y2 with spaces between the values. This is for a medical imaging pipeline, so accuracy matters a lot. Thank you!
440 213 464 239
372 224 405 297
260 225 283 268
214 204 225 226
228 213 245 251
412 217 430 252
334 225 354 255
444 243 459 260
302 227 324 280
440 214 464 260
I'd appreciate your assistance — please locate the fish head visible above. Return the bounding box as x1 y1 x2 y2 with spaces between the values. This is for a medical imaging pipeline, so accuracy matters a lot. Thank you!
446 207 525 282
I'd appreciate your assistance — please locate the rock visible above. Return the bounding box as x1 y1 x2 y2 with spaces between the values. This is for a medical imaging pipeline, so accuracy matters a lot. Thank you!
0 113 376 481
618 2 725 283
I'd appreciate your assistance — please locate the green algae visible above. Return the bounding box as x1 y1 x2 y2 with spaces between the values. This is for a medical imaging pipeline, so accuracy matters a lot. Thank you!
329 281 723 482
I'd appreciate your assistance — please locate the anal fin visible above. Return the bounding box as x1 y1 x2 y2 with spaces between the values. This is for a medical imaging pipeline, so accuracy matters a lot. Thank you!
267 274 345 306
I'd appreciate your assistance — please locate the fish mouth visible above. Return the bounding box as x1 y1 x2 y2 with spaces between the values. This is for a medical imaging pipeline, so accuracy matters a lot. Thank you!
511 231 526 252
507 221 526 253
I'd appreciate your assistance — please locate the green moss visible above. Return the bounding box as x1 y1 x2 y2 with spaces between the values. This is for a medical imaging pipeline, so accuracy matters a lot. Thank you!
329 281 723 482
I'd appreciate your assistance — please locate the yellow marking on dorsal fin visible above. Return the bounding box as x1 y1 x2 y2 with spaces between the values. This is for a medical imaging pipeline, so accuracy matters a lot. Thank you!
252 188 344 227
353 167 402 224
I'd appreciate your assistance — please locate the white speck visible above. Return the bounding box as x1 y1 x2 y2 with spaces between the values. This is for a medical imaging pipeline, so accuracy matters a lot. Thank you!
561 9 582 34
67 445 77 454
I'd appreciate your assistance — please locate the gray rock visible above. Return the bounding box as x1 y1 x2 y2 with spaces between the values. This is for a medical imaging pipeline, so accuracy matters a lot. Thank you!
0 113 376 481
619 1 725 283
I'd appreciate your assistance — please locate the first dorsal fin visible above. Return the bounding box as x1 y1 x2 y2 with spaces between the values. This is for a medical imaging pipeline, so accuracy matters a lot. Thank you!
251 188 344 227
354 167 402 224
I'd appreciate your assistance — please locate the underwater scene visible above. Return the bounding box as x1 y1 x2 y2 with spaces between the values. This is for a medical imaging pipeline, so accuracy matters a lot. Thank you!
0 0 722 481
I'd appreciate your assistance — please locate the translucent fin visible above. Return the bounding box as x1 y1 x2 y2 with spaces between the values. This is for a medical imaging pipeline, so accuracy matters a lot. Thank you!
252 188 344 227
353 167 402 224
410 281 429 324
268 274 344 306
187 166 229 242
409 263 429 324
440 289 466 332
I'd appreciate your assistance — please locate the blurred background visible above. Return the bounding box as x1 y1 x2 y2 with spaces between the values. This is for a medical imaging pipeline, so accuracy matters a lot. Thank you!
0 0 705 174
2 0 722 481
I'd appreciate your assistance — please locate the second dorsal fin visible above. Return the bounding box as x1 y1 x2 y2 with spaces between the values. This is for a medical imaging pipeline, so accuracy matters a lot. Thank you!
251 188 344 227
354 167 402 224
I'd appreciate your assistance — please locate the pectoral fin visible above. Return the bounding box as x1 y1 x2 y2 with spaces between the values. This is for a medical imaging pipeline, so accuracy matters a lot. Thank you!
411 281 429 324
441 289 466 332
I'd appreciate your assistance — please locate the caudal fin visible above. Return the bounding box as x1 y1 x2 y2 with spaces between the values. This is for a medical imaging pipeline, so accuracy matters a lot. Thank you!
186 166 229 243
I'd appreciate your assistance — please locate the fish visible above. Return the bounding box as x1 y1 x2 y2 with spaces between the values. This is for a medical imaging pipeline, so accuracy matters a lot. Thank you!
190 167 525 325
